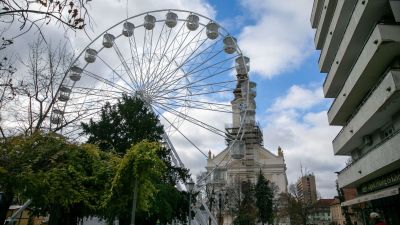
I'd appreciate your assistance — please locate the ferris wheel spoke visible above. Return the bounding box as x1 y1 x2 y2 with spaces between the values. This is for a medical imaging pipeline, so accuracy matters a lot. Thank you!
154 96 232 109
146 29 173 87
68 93 120 103
144 22 167 81
155 88 235 100
144 29 155 80
128 33 145 88
64 106 105 114
145 21 187 89
154 102 230 140
159 101 231 113
155 49 234 92
54 107 104 133
155 28 208 85
82 70 132 93
68 92 121 104
148 36 210 95
156 80 236 103
127 38 141 87
158 67 235 97
140 30 149 85
96 54 137 91
154 51 231 95
66 98 120 108
112 42 140 89
152 106 208 158
186 51 233 76
147 26 206 91
180 36 223 73
70 86 126 95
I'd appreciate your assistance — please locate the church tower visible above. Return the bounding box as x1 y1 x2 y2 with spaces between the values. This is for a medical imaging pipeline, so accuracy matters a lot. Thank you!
205 56 289 225
206 55 288 190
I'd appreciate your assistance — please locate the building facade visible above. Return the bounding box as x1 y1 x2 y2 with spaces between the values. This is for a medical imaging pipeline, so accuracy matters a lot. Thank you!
307 199 334 225
330 198 345 225
310 0 400 224
330 191 363 225
296 174 318 206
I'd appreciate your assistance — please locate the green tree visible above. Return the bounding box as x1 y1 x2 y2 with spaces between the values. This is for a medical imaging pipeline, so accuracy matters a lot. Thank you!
233 180 257 225
104 141 166 224
280 193 304 225
255 171 274 225
0 132 119 225
142 185 191 225
279 184 309 225
81 95 190 225
81 95 164 154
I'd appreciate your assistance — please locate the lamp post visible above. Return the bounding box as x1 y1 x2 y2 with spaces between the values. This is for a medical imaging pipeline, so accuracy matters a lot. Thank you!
188 179 195 225
218 192 222 225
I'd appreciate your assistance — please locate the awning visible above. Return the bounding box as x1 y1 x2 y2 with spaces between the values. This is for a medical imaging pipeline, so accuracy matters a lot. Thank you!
341 185 400 206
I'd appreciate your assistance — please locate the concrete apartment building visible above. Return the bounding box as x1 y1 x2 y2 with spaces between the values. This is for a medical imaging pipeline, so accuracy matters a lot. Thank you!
296 174 318 206
310 0 400 224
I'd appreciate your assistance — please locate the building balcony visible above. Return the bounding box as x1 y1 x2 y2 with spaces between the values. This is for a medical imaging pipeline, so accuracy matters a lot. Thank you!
327 24 400 126
314 0 337 52
391 1 400 22
318 0 357 74
338 130 400 188
332 70 400 155
311 0 324 29
323 0 391 98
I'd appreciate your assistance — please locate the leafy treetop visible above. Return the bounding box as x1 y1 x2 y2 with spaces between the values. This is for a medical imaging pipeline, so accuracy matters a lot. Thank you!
81 95 164 154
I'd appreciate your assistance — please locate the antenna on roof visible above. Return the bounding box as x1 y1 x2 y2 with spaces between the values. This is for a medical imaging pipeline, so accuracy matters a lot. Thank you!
300 162 304 177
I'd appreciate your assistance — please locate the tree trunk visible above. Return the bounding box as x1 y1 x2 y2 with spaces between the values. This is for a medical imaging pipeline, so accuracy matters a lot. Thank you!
0 191 14 225
119 215 131 225
48 205 62 225
48 205 79 225
130 178 138 225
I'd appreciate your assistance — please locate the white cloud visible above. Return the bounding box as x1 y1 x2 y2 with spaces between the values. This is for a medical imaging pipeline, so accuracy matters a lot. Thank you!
262 85 347 198
238 0 314 78
82 0 216 41
271 85 324 111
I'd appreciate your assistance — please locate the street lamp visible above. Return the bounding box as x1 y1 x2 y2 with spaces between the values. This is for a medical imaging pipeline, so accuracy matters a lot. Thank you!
188 179 195 225
218 192 223 225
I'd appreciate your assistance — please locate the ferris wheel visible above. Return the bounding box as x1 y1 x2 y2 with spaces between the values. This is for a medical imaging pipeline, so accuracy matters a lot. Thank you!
49 9 252 168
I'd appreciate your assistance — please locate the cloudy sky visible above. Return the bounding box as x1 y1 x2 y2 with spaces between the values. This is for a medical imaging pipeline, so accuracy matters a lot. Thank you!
3 0 350 198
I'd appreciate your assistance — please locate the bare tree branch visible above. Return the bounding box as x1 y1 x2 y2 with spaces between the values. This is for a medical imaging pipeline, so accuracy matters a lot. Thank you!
0 0 92 51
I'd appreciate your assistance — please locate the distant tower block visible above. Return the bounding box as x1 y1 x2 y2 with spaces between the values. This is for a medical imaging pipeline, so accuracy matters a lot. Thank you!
296 174 318 205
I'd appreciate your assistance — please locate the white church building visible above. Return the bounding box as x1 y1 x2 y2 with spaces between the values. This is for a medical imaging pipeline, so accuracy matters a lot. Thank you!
205 71 289 225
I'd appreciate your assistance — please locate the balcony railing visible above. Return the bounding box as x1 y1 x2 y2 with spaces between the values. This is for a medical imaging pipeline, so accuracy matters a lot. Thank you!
338 127 400 174
332 67 393 146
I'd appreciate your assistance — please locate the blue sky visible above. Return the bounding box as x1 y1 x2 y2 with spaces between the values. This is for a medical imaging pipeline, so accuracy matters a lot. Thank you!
206 0 347 197
3 0 349 197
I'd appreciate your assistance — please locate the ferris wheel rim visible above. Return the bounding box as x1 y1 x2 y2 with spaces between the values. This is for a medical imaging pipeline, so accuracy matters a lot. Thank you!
50 9 252 170
66 9 244 75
